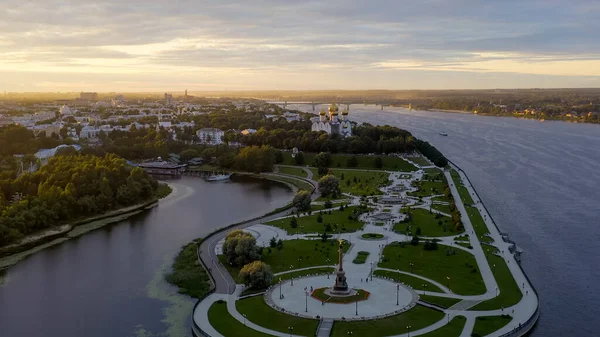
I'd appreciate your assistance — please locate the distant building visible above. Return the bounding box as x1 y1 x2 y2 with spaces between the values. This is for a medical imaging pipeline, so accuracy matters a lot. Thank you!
241 128 257 135
165 93 173 105
196 128 224 145
60 105 74 116
138 159 186 176
311 103 352 137
79 126 100 139
80 92 98 101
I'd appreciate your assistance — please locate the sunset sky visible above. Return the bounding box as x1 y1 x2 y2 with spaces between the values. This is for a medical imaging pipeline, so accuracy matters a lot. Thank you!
2 0 599 92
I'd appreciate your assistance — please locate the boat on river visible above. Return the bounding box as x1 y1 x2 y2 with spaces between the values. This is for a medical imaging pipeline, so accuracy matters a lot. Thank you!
204 172 232 181
439 132 448 136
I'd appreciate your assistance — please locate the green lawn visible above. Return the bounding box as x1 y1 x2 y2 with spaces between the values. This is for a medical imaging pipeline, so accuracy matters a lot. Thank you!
407 156 431 166
471 315 513 337
455 242 473 249
265 174 314 192
430 203 452 214
466 206 491 239
419 316 466 337
283 153 418 171
265 206 366 234
219 240 348 282
236 296 319 336
394 208 462 237
419 295 462 308
330 305 444 337
208 300 273 337
311 168 391 196
379 243 486 295
457 185 475 205
471 254 522 311
165 240 211 299
373 269 442 292
408 181 448 198
353 251 370 264
423 167 443 175
274 267 335 283
278 166 307 178
361 233 384 239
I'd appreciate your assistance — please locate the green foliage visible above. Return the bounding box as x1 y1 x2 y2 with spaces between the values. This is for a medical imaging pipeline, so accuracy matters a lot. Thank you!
165 240 211 298
289 217 298 228
236 145 276 173
347 156 358 167
0 154 159 247
373 156 383 168
292 190 311 211
318 174 341 198
239 261 273 289
415 139 448 167
294 152 305 165
222 230 260 266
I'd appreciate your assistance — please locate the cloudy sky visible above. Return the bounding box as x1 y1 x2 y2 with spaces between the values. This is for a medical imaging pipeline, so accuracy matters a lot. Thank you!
2 0 599 92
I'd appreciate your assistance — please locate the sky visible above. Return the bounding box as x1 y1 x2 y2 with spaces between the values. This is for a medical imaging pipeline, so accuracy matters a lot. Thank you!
1 0 600 92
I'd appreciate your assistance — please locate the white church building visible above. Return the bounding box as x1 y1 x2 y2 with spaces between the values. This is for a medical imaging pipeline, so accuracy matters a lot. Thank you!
311 103 352 137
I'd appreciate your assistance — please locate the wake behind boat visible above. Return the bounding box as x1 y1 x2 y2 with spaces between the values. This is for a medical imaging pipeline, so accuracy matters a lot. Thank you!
204 172 232 181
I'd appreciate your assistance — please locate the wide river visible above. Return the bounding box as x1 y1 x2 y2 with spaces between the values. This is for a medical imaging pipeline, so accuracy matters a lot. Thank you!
0 176 293 337
292 103 600 336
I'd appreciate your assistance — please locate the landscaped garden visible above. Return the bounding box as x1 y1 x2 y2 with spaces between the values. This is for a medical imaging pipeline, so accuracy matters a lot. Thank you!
282 153 418 172
353 251 370 264
265 205 367 234
408 181 448 198
209 300 272 337
394 208 462 237
311 168 391 196
379 243 486 295
330 305 444 337
419 294 462 308
406 156 431 166
361 233 384 240
419 316 466 337
236 295 320 336
278 166 307 178
372 269 442 292
471 315 513 337
311 287 370 303
471 254 522 311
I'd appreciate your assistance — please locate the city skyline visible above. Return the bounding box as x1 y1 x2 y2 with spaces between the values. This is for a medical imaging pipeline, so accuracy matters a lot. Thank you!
2 0 600 92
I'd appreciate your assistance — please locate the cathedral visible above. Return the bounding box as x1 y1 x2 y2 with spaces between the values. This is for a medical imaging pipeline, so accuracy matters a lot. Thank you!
311 103 353 137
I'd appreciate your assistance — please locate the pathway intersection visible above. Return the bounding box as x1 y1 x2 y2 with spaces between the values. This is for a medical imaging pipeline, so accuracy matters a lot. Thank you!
193 157 539 337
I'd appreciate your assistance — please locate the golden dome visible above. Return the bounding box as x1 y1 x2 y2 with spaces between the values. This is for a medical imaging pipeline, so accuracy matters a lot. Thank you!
341 108 349 115
319 108 326 115
328 103 339 113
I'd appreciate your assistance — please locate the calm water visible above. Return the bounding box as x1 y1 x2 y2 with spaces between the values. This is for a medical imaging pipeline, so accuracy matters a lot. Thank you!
293 103 599 336
0 176 293 337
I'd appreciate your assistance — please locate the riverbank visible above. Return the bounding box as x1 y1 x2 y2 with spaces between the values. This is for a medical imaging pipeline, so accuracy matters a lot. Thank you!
0 184 174 270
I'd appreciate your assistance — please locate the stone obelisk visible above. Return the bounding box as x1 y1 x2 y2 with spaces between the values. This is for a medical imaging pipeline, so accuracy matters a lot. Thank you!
332 239 349 293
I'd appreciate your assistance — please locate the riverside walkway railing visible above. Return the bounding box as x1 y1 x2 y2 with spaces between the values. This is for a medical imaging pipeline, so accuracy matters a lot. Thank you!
447 159 540 337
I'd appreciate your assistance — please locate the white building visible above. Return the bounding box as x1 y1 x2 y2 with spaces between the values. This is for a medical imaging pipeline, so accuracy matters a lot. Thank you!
165 93 173 105
80 125 100 139
241 128 257 135
60 105 75 116
311 103 352 137
196 128 224 145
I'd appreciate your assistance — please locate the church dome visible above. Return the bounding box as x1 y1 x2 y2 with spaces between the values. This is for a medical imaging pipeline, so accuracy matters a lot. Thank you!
319 108 326 116
328 103 339 113
341 108 349 115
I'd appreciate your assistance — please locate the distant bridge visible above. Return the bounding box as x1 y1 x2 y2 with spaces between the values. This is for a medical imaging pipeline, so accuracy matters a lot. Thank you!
266 100 391 111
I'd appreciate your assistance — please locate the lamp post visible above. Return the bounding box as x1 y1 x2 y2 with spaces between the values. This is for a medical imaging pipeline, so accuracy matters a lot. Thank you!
290 265 294 286
288 326 293 337
298 257 302 269
305 290 309 312
243 314 247 326
406 325 411 337
447 313 450 323
409 262 414 274
396 283 400 305
369 262 374 281
422 283 427 295
493 263 496 275
447 276 451 290
495 286 499 297
326 258 331 279
347 332 353 336
355 291 359 316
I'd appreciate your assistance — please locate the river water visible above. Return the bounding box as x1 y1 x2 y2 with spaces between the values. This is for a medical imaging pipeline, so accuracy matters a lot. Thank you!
0 176 293 337
292 103 600 336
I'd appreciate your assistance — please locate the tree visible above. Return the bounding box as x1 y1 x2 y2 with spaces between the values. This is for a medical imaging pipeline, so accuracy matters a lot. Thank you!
274 150 284 164
180 148 200 162
222 230 260 266
269 237 277 248
276 239 284 250
373 156 383 169
294 152 305 165
411 235 420 245
239 261 273 289
292 190 311 211
318 174 341 198
324 200 333 209
313 152 331 176
317 213 323 223
290 217 298 228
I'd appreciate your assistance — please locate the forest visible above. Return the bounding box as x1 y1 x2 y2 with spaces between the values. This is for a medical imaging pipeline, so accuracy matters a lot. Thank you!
0 154 159 246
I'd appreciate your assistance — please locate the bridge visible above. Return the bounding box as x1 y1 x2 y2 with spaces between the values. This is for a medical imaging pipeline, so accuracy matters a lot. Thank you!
267 100 392 111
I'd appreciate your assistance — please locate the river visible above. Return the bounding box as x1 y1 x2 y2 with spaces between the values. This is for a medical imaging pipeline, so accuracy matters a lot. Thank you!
290 103 600 336
0 176 293 337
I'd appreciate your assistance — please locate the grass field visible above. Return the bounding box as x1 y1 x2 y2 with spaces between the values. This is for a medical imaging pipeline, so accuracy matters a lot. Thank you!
236 295 319 336
419 295 462 308
423 168 443 175
311 168 391 196
165 240 211 299
283 153 418 172
208 300 273 337
419 316 466 337
408 181 448 198
471 254 522 311
393 208 461 237
430 203 452 214
466 206 492 241
330 305 444 337
379 243 486 295
361 233 384 239
373 269 442 292
265 206 366 234
353 251 370 264
219 240 349 281
274 267 335 283
278 166 307 178
471 315 513 337
407 156 431 166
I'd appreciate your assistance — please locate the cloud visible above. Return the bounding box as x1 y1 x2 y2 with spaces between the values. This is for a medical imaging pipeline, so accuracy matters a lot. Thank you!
0 0 599 91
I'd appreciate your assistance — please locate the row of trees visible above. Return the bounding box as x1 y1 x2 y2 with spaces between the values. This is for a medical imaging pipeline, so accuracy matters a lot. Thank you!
222 230 273 289
0 154 159 246
414 139 448 167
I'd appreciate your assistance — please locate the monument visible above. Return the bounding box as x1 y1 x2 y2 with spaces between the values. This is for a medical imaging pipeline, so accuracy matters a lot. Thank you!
332 239 350 294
